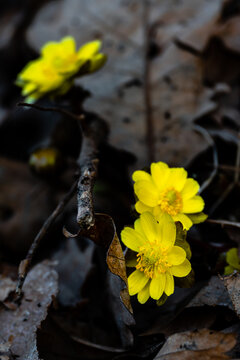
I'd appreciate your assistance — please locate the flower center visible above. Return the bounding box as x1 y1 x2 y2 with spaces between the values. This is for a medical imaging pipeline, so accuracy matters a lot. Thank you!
136 243 171 279
159 187 182 216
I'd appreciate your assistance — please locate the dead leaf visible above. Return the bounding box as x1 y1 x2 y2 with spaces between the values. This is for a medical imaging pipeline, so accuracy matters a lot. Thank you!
188 276 233 309
155 329 236 360
0 262 58 360
0 276 16 303
52 237 94 306
223 273 240 319
66 213 133 314
26 0 230 170
0 340 12 360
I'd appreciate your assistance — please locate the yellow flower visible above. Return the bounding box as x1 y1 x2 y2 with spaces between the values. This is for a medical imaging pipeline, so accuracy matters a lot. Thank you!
16 36 107 102
16 58 68 103
224 248 240 275
133 162 207 230
121 212 191 304
41 37 107 76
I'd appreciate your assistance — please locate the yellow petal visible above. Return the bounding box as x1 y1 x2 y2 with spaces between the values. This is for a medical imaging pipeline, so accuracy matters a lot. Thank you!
121 227 146 252
181 178 200 200
226 248 240 268
149 273 166 300
164 272 174 296
170 259 191 277
152 205 163 220
61 36 76 53
132 170 152 182
134 181 159 207
42 37 76 58
137 282 150 304
135 201 152 214
89 53 107 73
22 82 37 96
173 213 193 230
140 212 157 242
156 214 176 248
167 168 188 192
150 162 169 190
187 212 207 224
182 196 204 214
128 270 149 295
167 246 186 265
77 40 101 58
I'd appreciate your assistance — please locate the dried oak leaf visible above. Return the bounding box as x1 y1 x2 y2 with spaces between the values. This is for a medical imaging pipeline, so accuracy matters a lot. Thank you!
222 272 240 319
155 329 236 360
0 262 58 360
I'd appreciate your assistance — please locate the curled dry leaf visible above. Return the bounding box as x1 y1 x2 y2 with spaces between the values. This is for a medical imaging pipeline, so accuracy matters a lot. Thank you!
0 262 58 360
155 329 236 360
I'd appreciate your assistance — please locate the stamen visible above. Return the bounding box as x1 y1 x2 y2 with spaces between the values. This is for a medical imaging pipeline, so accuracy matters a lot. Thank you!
136 243 171 279
159 187 182 216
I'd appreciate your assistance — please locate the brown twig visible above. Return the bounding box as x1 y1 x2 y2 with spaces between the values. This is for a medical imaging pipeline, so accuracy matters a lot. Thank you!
17 102 84 122
193 125 218 194
75 114 107 228
15 179 78 298
207 218 240 229
143 0 155 163
76 133 99 228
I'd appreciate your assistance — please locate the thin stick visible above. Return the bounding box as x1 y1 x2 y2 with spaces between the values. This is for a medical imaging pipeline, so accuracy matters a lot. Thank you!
207 218 240 229
76 134 99 228
15 179 78 298
143 0 155 163
17 102 84 122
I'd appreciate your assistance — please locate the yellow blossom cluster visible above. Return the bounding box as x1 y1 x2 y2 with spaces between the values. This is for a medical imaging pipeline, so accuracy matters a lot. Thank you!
16 36 107 103
121 161 207 304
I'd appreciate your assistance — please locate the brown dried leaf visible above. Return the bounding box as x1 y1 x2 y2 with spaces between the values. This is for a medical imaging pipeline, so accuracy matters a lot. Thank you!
223 273 240 318
155 329 236 360
0 262 58 360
